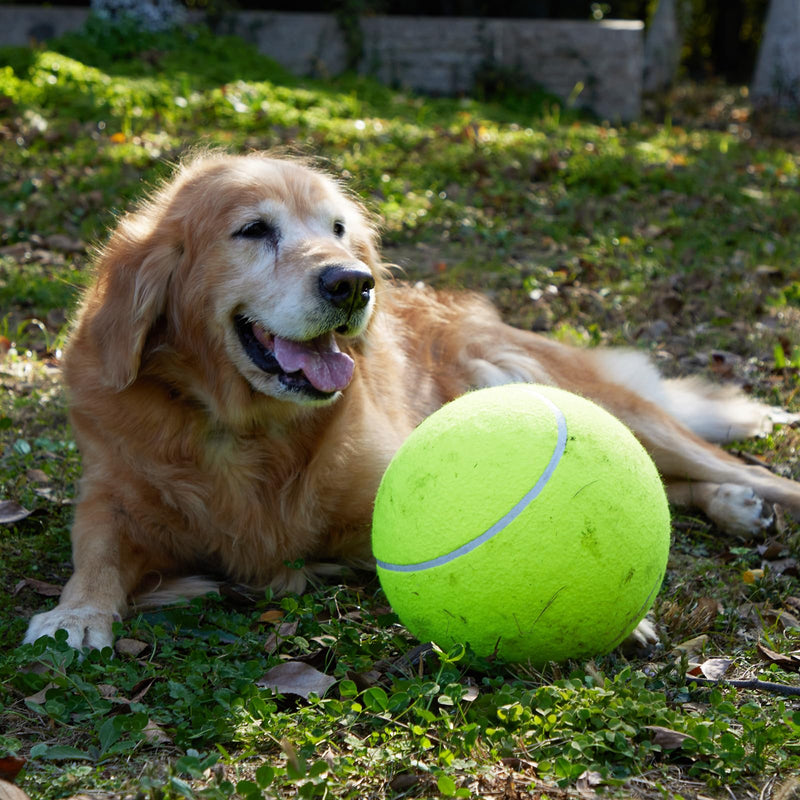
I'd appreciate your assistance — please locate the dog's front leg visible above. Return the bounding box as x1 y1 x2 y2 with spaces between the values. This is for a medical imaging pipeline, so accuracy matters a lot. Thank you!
24 494 148 651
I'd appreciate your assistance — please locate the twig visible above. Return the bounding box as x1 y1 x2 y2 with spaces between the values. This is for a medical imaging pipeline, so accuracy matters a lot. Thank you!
728 449 772 469
687 676 800 697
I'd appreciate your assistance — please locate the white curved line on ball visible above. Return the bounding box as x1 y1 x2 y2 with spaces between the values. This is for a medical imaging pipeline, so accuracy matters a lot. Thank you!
376 388 568 572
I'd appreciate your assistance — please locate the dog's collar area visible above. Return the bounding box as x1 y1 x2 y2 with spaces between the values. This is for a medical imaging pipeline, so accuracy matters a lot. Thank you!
233 314 354 398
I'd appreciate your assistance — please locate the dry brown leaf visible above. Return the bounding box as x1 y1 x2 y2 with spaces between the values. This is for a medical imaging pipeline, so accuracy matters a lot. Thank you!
768 557 799 577
764 608 800 631
142 719 171 745
389 773 422 792
462 684 480 702
0 780 32 800
645 725 692 750
346 669 382 691
772 775 800 800
785 597 800 614
685 597 723 633
757 642 800 672
259 609 285 624
758 540 787 560
44 234 85 253
115 638 149 658
257 661 336 699
25 469 50 485
13 578 62 597
0 501 32 525
130 678 158 703
576 769 603 793
264 620 298 654
671 634 708 659
24 684 56 707
0 759 25 783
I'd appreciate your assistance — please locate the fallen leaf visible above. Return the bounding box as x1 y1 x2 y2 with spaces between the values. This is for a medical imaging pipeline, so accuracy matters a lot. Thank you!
33 487 71 505
26 469 50 484
346 669 382 691
576 769 604 791
699 658 733 681
0 758 25 782
0 780 32 800
130 678 158 703
142 719 171 745
767 557 798 577
671 634 708 659
264 620 298 654
691 597 723 627
257 661 336 699
259 609 285 624
646 725 692 750
310 635 337 648
0 501 32 525
44 234 84 253
115 638 148 657
758 540 787 560
786 597 800 615
389 773 422 792
25 683 56 706
771 776 800 800
45 309 66 330
13 578 62 597
763 608 800 631
757 642 800 672
462 684 480 702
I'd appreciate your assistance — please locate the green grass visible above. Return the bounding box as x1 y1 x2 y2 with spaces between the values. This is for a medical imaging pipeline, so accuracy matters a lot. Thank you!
3 16 800 800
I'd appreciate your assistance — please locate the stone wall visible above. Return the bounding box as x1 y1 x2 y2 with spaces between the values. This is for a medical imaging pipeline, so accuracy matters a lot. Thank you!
0 6 643 120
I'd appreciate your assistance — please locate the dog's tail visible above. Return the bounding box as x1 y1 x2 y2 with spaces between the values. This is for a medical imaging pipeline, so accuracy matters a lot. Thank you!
588 348 798 443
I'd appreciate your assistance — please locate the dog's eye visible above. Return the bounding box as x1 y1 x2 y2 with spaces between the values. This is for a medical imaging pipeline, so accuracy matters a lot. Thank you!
234 220 279 244
333 221 346 238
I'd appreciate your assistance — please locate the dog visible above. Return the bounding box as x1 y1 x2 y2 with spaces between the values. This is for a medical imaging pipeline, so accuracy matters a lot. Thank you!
23 151 800 652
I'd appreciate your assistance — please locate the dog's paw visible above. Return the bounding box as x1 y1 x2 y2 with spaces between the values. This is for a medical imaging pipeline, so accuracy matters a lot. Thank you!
622 617 659 653
766 407 800 431
706 484 773 537
23 605 119 651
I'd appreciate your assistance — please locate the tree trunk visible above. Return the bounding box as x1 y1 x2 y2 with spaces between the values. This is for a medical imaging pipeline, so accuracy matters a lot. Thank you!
752 0 800 107
643 0 683 94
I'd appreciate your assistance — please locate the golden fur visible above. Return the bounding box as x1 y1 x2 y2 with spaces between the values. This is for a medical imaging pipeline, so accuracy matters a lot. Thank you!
24 151 800 650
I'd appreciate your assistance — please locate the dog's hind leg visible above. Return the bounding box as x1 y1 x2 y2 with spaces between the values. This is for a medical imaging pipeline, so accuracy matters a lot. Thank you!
666 481 774 536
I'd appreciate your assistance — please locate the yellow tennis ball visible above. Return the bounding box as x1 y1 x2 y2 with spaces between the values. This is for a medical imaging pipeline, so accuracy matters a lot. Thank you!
372 384 670 664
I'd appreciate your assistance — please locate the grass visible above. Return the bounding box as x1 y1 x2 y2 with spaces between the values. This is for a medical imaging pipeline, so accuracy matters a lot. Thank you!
2 16 800 800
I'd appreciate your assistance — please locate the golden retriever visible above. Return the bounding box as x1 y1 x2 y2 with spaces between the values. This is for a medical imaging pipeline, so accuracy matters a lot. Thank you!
24 151 800 651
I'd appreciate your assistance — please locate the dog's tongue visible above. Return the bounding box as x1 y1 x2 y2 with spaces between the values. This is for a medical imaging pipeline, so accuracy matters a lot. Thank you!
273 333 354 393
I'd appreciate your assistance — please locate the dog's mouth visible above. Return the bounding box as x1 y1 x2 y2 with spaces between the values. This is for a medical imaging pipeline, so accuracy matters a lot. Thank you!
234 314 355 397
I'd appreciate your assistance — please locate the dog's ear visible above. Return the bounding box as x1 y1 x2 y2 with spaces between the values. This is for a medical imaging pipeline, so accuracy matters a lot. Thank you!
84 227 179 391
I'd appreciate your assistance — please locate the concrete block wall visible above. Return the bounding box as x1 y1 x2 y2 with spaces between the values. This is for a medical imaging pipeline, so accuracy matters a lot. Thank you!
0 6 643 120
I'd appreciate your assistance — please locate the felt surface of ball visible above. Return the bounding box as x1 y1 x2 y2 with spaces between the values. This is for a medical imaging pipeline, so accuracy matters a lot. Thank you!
371 384 670 664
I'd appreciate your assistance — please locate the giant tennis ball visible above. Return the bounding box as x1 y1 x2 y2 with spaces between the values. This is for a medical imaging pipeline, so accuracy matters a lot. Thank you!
371 384 670 664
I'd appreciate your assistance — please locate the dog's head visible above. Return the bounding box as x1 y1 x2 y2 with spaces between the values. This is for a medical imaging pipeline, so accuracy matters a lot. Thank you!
83 152 386 411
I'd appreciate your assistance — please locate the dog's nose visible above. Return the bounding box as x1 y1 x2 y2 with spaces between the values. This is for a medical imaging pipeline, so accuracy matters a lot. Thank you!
319 265 375 311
